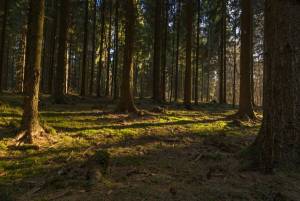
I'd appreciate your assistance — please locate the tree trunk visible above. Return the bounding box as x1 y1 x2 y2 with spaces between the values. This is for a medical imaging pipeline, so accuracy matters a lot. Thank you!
184 0 193 108
47 0 58 94
113 0 119 100
252 0 300 173
237 0 255 119
18 0 45 144
116 0 138 113
195 0 201 105
174 0 181 102
54 0 70 103
80 0 89 96
0 0 8 93
161 0 168 102
89 0 97 95
219 0 227 104
97 0 106 97
105 2 112 97
153 0 163 102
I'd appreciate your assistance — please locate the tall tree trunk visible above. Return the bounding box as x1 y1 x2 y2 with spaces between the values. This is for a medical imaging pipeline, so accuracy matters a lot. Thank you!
237 0 255 119
80 0 89 96
54 0 70 103
161 0 168 102
153 0 163 102
16 25 27 93
195 0 201 105
17 0 45 144
219 0 227 104
116 0 138 113
253 0 300 173
174 0 181 102
97 0 106 97
0 0 8 93
105 2 112 97
47 0 58 94
113 0 119 100
184 0 193 108
89 0 97 95
232 26 237 108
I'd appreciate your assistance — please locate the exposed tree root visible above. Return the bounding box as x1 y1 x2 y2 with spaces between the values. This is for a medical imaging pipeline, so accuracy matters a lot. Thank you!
15 125 52 147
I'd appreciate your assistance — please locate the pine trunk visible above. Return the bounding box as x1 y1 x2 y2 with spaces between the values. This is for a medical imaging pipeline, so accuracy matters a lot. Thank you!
116 0 137 113
18 0 45 143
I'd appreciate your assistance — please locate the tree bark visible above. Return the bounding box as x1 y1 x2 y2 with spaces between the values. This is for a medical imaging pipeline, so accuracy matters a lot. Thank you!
54 0 70 104
80 0 89 96
18 0 45 144
237 0 255 119
184 0 193 108
153 0 163 102
174 0 181 102
116 0 138 113
97 0 106 97
0 0 8 93
89 0 97 95
105 2 113 97
252 0 300 173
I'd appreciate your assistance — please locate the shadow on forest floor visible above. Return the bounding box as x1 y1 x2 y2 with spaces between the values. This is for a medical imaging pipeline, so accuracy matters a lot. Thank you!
0 94 299 201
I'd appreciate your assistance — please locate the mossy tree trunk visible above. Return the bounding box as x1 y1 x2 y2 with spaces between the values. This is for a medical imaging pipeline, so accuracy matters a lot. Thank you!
18 0 45 144
116 0 138 113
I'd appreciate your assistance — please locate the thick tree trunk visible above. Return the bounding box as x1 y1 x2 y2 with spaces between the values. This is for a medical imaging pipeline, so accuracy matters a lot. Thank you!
116 0 138 113
184 0 193 108
0 0 8 93
80 0 89 96
54 0 70 104
253 0 300 173
18 0 45 144
153 0 163 102
237 0 255 119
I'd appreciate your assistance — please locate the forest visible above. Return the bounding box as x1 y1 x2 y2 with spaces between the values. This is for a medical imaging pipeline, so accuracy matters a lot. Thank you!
0 0 299 200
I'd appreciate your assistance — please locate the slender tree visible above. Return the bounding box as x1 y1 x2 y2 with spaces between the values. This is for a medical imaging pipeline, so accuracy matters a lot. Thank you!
194 0 201 105
54 0 70 103
116 0 138 113
174 0 181 102
17 0 45 143
113 0 119 99
153 0 163 102
237 0 255 119
184 0 193 108
80 0 89 96
97 0 106 97
0 0 8 93
89 0 97 95
105 2 113 97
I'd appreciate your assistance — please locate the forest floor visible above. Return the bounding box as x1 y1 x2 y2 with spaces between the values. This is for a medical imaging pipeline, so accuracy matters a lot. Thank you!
0 94 300 201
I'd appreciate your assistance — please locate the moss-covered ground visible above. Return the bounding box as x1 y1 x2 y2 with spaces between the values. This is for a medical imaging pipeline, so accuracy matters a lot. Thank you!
0 95 300 201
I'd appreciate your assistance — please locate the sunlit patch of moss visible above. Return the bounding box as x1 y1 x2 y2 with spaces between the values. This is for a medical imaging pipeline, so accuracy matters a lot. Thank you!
190 121 228 134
